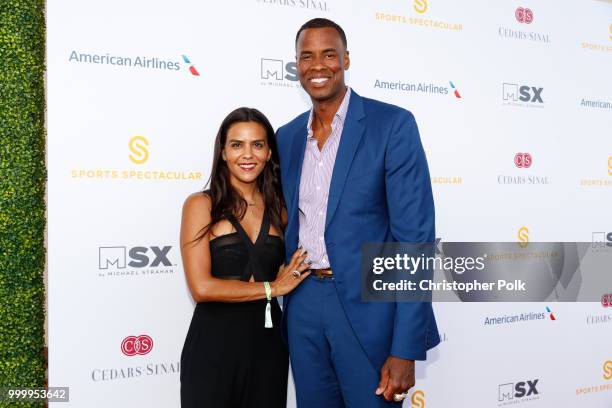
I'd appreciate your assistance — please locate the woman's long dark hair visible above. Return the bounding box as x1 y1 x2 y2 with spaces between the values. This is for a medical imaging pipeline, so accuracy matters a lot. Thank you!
194 107 284 242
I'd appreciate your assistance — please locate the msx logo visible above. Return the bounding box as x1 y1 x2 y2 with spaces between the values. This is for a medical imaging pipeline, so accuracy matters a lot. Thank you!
498 379 540 401
261 58 298 81
503 83 544 103
99 246 173 269
592 232 612 248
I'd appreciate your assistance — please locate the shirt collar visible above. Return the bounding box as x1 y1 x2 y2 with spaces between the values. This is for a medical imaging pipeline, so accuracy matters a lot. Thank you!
306 87 352 138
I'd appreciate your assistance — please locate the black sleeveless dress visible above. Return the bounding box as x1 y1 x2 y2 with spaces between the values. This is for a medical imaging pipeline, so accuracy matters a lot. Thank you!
180 211 288 408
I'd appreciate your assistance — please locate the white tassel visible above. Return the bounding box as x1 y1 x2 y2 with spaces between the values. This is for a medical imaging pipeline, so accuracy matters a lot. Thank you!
264 301 273 328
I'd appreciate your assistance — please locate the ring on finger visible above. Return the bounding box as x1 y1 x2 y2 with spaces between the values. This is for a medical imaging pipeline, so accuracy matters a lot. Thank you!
393 392 409 402
292 270 301 279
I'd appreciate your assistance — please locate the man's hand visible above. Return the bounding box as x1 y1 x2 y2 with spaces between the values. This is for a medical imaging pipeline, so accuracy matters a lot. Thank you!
375 356 415 402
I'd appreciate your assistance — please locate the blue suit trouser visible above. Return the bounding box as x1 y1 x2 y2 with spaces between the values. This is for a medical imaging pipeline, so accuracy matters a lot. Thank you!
286 276 396 408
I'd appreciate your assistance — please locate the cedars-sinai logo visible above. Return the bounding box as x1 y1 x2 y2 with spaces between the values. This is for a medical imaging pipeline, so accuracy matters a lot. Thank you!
515 7 533 24
121 335 153 356
514 153 532 168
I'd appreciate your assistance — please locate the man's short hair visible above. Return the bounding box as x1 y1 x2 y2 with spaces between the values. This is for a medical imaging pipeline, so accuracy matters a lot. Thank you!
295 18 347 49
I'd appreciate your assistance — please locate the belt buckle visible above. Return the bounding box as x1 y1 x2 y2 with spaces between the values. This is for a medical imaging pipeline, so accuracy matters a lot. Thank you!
313 269 333 279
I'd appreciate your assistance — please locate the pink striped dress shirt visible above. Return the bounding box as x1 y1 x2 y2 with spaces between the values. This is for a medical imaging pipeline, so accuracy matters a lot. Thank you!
298 88 352 269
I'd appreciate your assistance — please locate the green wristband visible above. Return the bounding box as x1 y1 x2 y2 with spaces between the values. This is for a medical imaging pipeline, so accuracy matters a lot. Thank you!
264 281 272 301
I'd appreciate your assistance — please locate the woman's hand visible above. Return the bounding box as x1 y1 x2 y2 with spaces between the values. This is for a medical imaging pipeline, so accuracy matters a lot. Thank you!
271 248 311 296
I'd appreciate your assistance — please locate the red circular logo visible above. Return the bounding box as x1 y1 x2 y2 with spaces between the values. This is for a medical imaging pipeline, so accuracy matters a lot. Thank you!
515 7 534 24
603 294 610 308
121 335 153 356
514 153 532 168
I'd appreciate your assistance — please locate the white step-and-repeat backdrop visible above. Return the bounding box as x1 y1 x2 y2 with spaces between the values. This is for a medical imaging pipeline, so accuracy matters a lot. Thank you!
47 0 612 406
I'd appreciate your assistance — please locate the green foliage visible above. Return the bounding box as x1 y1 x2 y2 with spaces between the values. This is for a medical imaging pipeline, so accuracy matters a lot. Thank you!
0 0 46 406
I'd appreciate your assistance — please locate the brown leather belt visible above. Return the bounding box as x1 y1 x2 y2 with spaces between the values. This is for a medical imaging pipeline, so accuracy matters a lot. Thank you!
310 268 333 279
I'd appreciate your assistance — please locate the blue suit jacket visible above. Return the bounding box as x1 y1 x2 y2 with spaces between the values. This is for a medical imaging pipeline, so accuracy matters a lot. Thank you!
276 90 440 368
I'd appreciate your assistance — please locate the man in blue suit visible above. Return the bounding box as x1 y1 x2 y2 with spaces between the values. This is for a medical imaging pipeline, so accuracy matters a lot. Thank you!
276 18 440 407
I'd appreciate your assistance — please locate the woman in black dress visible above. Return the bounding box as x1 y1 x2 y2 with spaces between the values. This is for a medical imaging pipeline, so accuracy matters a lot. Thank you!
179 107 310 408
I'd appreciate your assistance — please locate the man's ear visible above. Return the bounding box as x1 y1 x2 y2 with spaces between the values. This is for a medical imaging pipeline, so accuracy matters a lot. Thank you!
344 50 350 70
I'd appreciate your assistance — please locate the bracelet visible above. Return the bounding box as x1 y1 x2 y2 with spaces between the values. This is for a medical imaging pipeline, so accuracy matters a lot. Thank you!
263 281 272 300
263 281 273 328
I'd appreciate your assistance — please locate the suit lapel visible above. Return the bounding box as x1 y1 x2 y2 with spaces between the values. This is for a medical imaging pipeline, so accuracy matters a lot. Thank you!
287 119 308 229
325 92 365 230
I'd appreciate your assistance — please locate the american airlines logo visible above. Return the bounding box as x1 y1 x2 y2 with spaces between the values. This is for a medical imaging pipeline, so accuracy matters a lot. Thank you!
68 50 200 76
